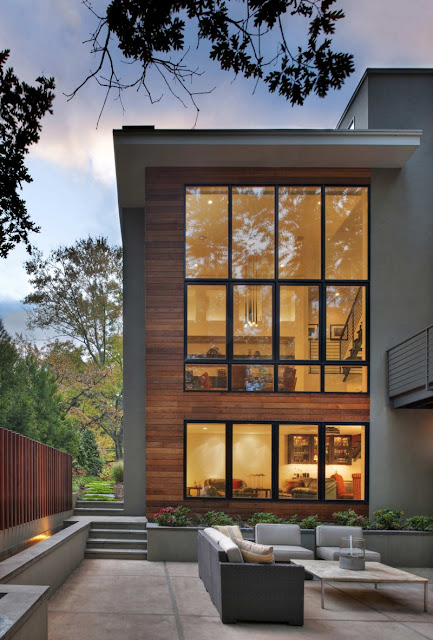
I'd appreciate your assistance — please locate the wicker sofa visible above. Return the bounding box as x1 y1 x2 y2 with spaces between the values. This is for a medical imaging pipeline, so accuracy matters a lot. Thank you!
197 529 305 624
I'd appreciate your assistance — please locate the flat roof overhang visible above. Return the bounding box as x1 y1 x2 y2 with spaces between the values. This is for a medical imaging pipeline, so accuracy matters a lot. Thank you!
113 128 421 208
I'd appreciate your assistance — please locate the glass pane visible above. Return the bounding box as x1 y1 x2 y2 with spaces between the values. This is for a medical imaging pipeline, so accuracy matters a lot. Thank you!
324 366 368 392
233 285 273 359
187 285 226 359
279 187 321 279
185 365 228 391
186 423 226 497
325 425 366 500
279 425 318 500
326 286 366 361
185 187 228 278
325 186 368 280
278 365 320 392
232 187 275 278
232 424 272 498
231 365 274 392
280 286 319 360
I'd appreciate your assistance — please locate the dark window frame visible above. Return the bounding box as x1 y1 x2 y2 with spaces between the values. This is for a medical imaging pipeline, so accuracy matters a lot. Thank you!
183 419 369 502
184 184 370 394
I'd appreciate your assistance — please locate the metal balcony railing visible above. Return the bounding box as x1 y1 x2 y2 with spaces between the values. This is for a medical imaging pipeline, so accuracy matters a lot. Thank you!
387 325 433 408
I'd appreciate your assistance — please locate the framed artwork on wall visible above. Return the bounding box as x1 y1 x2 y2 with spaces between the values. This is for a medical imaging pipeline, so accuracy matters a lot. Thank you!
330 324 346 340
308 324 318 340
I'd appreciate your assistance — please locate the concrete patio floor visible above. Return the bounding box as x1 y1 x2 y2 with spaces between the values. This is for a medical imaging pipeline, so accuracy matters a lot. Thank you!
48 560 433 640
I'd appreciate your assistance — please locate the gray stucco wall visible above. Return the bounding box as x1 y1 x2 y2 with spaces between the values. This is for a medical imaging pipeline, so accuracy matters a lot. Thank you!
338 74 369 130
348 72 433 514
121 207 146 515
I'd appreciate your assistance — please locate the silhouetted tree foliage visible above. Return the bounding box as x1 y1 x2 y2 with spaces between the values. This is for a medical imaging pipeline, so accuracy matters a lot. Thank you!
0 50 55 258
74 0 354 122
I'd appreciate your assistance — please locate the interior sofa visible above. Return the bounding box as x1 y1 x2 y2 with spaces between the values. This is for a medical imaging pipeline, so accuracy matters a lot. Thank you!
203 478 258 497
198 529 305 624
287 477 337 500
315 525 381 562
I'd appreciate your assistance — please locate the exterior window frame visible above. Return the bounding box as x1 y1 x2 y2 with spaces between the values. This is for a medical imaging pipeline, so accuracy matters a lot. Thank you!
183 420 369 502
184 184 370 394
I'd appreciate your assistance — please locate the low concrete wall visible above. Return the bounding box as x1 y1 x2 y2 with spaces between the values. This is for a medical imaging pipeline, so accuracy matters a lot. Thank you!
0 510 74 558
0 584 49 640
364 531 433 567
147 525 433 566
0 521 90 596
148 524 263 561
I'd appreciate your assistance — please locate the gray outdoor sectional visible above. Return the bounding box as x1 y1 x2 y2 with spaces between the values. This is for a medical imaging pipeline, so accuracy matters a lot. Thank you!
197 529 305 624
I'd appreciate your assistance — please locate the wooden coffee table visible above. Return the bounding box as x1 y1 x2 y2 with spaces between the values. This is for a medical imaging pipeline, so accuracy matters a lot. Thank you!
294 560 428 611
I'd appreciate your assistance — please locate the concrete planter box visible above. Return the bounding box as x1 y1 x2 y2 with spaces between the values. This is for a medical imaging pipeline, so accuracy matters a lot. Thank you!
147 524 255 561
363 530 433 567
147 524 433 566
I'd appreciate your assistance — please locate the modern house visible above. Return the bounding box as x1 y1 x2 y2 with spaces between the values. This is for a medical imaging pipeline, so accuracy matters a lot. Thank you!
114 69 433 521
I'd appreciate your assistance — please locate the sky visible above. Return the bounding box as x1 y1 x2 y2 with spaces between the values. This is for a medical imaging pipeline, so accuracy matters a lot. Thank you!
1 0 433 342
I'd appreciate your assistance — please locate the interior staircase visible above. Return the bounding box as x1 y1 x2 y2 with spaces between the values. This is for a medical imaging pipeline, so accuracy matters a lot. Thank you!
85 520 148 559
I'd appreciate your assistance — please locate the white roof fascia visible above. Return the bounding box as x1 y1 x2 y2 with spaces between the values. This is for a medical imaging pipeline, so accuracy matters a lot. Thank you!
113 128 421 208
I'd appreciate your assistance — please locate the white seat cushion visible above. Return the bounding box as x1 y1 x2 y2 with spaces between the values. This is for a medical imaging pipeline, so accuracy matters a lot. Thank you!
218 535 244 563
273 545 314 562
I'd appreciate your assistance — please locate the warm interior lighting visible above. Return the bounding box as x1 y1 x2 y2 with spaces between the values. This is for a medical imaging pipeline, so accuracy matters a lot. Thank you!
244 285 259 327
28 532 51 543
208 200 213 204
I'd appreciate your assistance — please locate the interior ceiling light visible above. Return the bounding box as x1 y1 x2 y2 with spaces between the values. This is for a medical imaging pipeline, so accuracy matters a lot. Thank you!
335 292 340 297
208 200 213 204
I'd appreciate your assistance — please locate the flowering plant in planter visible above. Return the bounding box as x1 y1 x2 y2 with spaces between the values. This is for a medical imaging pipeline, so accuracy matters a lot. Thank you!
333 509 371 529
153 506 192 527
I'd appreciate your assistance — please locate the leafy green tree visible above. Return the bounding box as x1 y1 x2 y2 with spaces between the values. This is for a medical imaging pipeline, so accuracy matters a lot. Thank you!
24 238 124 458
24 237 122 366
0 321 79 455
77 429 104 476
74 0 353 119
0 50 55 258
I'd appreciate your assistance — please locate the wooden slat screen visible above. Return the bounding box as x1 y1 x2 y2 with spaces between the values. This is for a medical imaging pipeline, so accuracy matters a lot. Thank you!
0 428 72 531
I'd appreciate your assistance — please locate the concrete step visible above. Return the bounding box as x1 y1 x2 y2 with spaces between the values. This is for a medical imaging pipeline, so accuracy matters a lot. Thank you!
88 521 146 530
74 507 125 516
76 501 124 509
88 528 147 540
87 538 147 550
84 548 147 560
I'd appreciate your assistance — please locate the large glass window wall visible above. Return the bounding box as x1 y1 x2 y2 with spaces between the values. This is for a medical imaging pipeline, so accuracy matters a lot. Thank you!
185 421 368 501
185 185 369 393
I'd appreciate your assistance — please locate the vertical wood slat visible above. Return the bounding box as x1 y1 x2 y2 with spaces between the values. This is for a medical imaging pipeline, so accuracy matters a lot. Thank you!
0 428 72 531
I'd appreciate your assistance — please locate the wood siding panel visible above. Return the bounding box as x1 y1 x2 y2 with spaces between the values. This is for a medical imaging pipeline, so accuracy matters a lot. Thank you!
0 428 72 531
145 168 370 520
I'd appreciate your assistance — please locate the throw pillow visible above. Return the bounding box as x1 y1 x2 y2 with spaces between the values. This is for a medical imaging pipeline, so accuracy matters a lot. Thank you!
232 479 243 490
234 538 274 563
213 525 243 541
218 535 244 563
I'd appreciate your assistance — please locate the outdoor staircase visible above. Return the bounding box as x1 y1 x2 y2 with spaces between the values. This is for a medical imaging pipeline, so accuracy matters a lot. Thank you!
85 520 148 559
74 500 125 517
